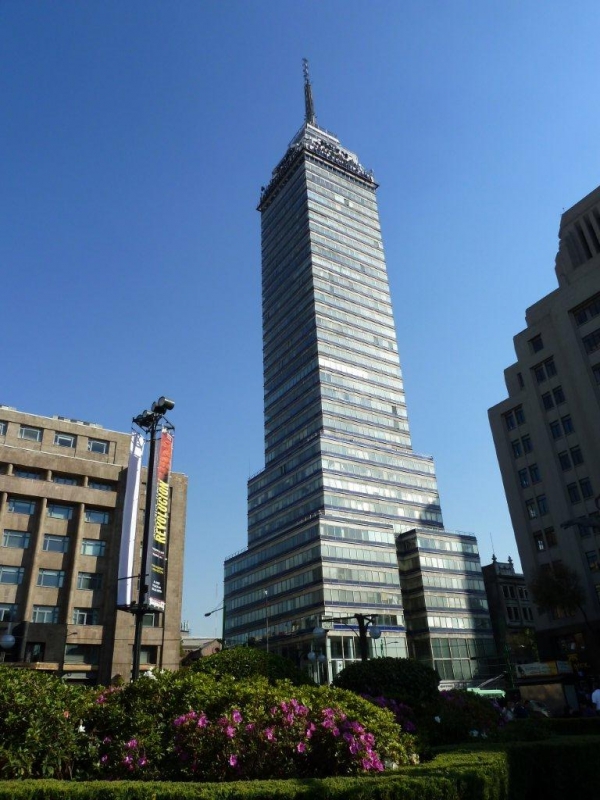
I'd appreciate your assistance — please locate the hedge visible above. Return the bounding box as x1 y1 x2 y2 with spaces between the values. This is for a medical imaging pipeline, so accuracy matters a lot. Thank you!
0 736 597 799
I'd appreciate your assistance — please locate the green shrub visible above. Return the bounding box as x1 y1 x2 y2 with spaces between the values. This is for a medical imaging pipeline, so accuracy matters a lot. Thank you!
333 658 440 707
189 647 313 686
422 690 503 746
78 671 418 780
0 666 94 778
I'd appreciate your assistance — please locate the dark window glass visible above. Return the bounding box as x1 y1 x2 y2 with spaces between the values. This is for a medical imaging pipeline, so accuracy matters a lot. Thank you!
558 451 572 470
553 386 565 405
518 469 529 488
512 440 522 458
568 483 581 503
529 464 541 483
542 392 554 410
522 436 533 454
550 421 562 440
571 446 584 466
562 415 574 435
530 335 544 353
580 478 594 499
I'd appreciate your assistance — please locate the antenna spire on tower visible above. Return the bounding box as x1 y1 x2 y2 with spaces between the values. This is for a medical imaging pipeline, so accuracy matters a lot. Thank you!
302 58 316 126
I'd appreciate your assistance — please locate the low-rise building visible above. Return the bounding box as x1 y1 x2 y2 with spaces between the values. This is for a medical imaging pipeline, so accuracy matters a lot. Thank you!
0 405 187 684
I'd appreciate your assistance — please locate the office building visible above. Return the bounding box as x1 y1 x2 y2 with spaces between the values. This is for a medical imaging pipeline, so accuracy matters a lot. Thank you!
224 64 494 680
481 556 537 669
489 185 600 669
0 405 187 684
397 528 494 683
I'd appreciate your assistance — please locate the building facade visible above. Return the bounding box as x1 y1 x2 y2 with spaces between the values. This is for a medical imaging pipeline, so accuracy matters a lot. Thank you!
481 556 537 672
489 184 600 669
398 528 495 683
224 65 494 681
0 405 187 684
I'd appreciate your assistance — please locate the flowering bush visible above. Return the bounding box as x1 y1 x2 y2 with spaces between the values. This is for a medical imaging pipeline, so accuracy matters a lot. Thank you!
362 694 418 733
172 699 386 780
0 665 419 780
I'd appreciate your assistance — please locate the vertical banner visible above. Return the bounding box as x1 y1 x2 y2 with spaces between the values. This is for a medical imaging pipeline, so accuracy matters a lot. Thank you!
117 432 145 607
143 429 174 611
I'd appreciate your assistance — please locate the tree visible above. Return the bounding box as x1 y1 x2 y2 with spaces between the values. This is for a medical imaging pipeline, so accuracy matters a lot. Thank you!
529 563 588 623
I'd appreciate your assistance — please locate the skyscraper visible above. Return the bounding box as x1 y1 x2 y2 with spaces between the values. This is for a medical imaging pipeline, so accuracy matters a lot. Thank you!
489 184 600 671
224 64 492 680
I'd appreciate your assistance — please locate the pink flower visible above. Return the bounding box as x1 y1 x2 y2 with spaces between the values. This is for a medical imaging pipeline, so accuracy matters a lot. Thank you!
265 727 276 741
245 723 256 732
197 714 208 728
296 742 306 753
125 739 138 750
225 725 236 739
232 709 243 724
100 755 109 764
229 754 238 767
138 757 148 767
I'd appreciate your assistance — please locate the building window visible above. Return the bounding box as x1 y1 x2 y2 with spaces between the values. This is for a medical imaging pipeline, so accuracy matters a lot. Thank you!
504 406 525 430
522 607 534 621
518 586 529 600
0 566 24 584
550 421 562 440
142 612 163 628
7 498 36 515
585 551 599 571
64 644 100 665
593 364 600 385
506 606 521 621
542 392 554 410
553 386 566 405
37 569 65 588
13 469 42 480
77 572 103 590
529 334 544 353
574 294 600 326
52 475 77 486
511 440 522 458
54 433 76 448
43 534 69 553
582 328 600 355
517 372 524 388
32 605 59 623
568 483 581 503
580 478 594 499
88 481 113 492
571 446 584 466
0 422 6 436
562 415 574 435
537 495 548 515
139 645 158 665
72 607 100 625
2 530 30 549
526 499 538 519
0 603 17 622
533 357 557 383
558 451 572 470
84 509 110 525
533 531 545 551
522 435 533 454
529 464 541 484
80 539 106 557
47 504 74 521
19 425 42 442
87 439 108 455
518 469 529 488
545 527 557 547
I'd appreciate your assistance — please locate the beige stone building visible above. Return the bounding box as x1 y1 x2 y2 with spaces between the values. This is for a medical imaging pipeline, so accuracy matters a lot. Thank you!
489 185 600 670
0 405 187 684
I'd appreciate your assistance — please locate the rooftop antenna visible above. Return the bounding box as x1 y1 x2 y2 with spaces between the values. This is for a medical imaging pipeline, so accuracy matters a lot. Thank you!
303 58 316 126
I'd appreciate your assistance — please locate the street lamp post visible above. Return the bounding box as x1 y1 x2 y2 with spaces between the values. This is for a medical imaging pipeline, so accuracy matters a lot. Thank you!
314 613 381 664
130 396 175 681
204 603 226 648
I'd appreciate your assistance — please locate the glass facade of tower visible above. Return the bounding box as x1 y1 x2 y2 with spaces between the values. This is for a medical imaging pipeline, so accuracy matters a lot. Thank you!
224 106 490 680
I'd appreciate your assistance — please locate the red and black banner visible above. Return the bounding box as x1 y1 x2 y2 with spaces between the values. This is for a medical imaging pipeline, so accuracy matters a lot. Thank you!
144 429 173 611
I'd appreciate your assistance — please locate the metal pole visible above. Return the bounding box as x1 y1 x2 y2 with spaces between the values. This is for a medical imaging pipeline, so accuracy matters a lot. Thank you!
131 418 157 681
355 614 369 661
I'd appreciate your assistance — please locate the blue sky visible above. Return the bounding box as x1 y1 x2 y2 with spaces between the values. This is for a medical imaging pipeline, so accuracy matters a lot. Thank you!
2 1 600 638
